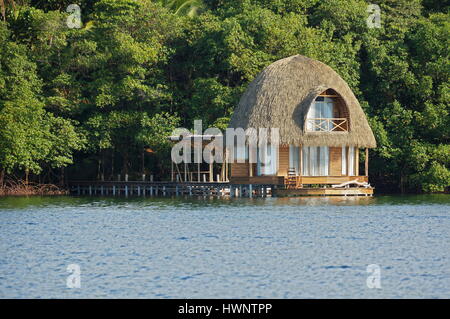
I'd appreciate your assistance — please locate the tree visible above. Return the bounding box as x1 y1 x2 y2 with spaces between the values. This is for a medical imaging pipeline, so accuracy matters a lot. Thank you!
0 22 83 185
156 0 205 17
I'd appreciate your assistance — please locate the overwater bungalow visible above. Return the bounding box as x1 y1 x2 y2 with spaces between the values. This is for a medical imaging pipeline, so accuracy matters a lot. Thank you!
71 55 377 197
227 55 376 196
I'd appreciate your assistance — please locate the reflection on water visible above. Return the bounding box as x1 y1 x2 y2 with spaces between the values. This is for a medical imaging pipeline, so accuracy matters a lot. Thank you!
0 194 449 298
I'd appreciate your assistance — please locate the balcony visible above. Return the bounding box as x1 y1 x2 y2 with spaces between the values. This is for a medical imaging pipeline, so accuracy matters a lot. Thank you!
305 118 348 132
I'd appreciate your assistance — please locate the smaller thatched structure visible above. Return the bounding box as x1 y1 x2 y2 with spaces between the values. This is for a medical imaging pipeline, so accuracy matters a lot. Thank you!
229 55 376 148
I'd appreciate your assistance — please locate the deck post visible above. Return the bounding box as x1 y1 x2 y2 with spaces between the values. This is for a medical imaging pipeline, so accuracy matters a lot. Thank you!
209 155 213 182
113 185 116 195
125 174 128 182
171 161 174 182
249 184 253 198
365 148 369 177
355 149 359 176
89 186 92 196
225 150 229 181
137 186 141 196
125 185 128 197
299 146 303 176
346 146 350 176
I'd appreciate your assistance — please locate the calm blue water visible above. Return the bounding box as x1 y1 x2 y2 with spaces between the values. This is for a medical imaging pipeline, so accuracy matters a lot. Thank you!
0 195 449 298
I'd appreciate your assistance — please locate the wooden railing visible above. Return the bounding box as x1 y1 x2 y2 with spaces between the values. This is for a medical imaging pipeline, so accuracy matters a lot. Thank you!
306 118 348 132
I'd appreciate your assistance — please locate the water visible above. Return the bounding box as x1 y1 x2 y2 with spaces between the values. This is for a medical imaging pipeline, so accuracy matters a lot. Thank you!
0 195 449 298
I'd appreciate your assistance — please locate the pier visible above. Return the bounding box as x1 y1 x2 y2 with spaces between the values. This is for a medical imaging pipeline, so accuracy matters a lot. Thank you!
68 181 276 198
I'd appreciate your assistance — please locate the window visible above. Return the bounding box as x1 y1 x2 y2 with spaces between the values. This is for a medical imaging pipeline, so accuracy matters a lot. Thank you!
341 146 347 175
349 146 355 176
234 143 248 163
341 146 355 176
305 94 348 132
302 146 329 176
257 145 278 176
289 145 300 175
306 96 334 131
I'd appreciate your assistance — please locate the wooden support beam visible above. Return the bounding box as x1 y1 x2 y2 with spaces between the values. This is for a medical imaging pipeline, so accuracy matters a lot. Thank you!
299 146 303 176
346 146 350 176
365 148 369 176
209 157 213 182
225 156 229 181
355 148 359 176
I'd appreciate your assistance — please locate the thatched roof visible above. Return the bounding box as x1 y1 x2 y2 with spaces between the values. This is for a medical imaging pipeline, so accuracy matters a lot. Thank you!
229 55 376 148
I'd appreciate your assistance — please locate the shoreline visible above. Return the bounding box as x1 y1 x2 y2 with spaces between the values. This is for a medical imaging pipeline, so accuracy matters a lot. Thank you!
0 184 68 196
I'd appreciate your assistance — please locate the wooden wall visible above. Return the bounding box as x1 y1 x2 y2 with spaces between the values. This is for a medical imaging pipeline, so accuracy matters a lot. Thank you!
277 146 289 176
230 146 360 178
230 163 249 177
329 147 342 176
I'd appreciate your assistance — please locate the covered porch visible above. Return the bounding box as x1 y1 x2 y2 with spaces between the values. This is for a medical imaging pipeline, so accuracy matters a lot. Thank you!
230 145 371 190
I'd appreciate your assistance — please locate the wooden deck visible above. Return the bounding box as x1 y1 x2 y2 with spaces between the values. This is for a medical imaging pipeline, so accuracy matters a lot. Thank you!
274 187 374 197
230 175 368 185
68 176 373 198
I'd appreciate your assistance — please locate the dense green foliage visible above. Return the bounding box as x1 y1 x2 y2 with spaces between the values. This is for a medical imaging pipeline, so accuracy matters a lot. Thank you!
0 0 448 192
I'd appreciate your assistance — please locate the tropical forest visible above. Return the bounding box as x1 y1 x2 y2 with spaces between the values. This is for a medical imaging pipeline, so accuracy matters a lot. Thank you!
0 0 448 194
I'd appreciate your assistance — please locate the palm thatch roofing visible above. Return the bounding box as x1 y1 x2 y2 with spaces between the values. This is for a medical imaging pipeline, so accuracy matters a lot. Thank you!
229 55 376 148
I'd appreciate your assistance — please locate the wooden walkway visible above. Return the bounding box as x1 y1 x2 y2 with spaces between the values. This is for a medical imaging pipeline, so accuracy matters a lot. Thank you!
68 181 274 198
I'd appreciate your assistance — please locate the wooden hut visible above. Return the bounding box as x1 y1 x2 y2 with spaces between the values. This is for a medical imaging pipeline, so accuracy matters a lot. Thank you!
228 55 376 196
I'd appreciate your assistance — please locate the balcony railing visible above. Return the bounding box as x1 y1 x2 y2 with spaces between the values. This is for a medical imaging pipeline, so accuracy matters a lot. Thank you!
305 118 348 132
